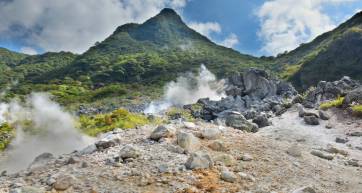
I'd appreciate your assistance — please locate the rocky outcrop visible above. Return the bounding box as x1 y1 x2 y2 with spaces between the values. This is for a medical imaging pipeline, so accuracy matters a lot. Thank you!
303 76 359 108
186 68 297 132
343 86 362 107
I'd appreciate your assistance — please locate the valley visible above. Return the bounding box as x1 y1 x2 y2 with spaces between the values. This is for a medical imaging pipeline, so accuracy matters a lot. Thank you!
0 7 361 193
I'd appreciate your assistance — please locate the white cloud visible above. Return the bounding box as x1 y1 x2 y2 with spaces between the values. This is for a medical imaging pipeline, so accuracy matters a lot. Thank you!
20 47 37 55
188 22 222 37
257 0 358 56
188 21 239 48
0 0 189 53
220 33 239 48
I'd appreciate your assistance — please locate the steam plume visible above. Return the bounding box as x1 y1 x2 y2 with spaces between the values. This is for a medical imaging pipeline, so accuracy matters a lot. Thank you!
144 65 225 114
0 93 93 173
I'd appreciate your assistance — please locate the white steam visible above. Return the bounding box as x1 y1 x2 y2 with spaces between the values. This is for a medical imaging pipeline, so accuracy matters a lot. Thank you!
0 93 93 173
0 103 7 124
144 65 225 114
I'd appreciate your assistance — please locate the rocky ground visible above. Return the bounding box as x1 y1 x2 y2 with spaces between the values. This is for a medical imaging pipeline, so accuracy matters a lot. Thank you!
1 71 361 193
0 104 361 193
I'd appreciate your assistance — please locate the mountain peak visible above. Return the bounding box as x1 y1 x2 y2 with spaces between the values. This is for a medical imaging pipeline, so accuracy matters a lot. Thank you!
159 8 178 16
150 8 183 23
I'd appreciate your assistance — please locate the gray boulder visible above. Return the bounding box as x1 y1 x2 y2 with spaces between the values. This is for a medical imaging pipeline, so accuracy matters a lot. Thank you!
225 112 259 132
335 137 349 144
303 76 359 108
53 174 75 191
201 127 221 140
119 145 141 159
243 68 277 99
176 132 200 153
304 116 319 125
318 110 330 120
150 125 176 141
252 114 271 128
310 150 334 160
220 168 237 183
185 151 213 169
298 104 319 118
28 153 54 170
208 140 227 152
343 86 362 106
95 134 121 150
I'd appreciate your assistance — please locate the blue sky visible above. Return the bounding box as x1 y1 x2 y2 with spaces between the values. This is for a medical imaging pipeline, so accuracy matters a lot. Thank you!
0 0 361 56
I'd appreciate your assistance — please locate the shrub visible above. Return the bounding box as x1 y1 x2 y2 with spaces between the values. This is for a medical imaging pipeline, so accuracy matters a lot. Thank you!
319 96 345 110
92 84 127 99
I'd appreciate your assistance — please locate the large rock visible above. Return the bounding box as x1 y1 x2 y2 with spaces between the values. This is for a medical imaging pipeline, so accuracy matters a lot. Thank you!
318 110 330 120
310 150 334 160
185 151 213 169
252 114 270 128
201 127 221 140
53 174 75 191
297 104 319 118
208 140 227 152
303 76 359 108
176 132 200 153
95 133 121 150
343 86 362 106
225 112 259 132
119 145 141 159
243 68 277 99
150 125 176 141
196 68 297 123
28 153 54 170
220 168 237 183
304 116 319 125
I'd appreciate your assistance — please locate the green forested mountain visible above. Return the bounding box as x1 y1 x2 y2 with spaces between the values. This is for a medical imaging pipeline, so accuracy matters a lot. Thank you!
0 51 76 87
0 9 266 104
58 8 265 85
0 9 361 104
276 11 362 90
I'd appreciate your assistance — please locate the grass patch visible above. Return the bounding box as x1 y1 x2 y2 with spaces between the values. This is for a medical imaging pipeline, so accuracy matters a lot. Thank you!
319 96 344 110
166 107 194 122
281 64 301 79
351 105 362 116
78 108 151 136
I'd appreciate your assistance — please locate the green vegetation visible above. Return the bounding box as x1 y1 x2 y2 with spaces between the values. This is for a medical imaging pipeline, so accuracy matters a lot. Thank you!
0 9 268 106
280 64 301 80
78 108 152 136
276 11 362 90
166 107 194 122
0 123 15 151
351 105 362 116
319 96 345 110
0 9 361 105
